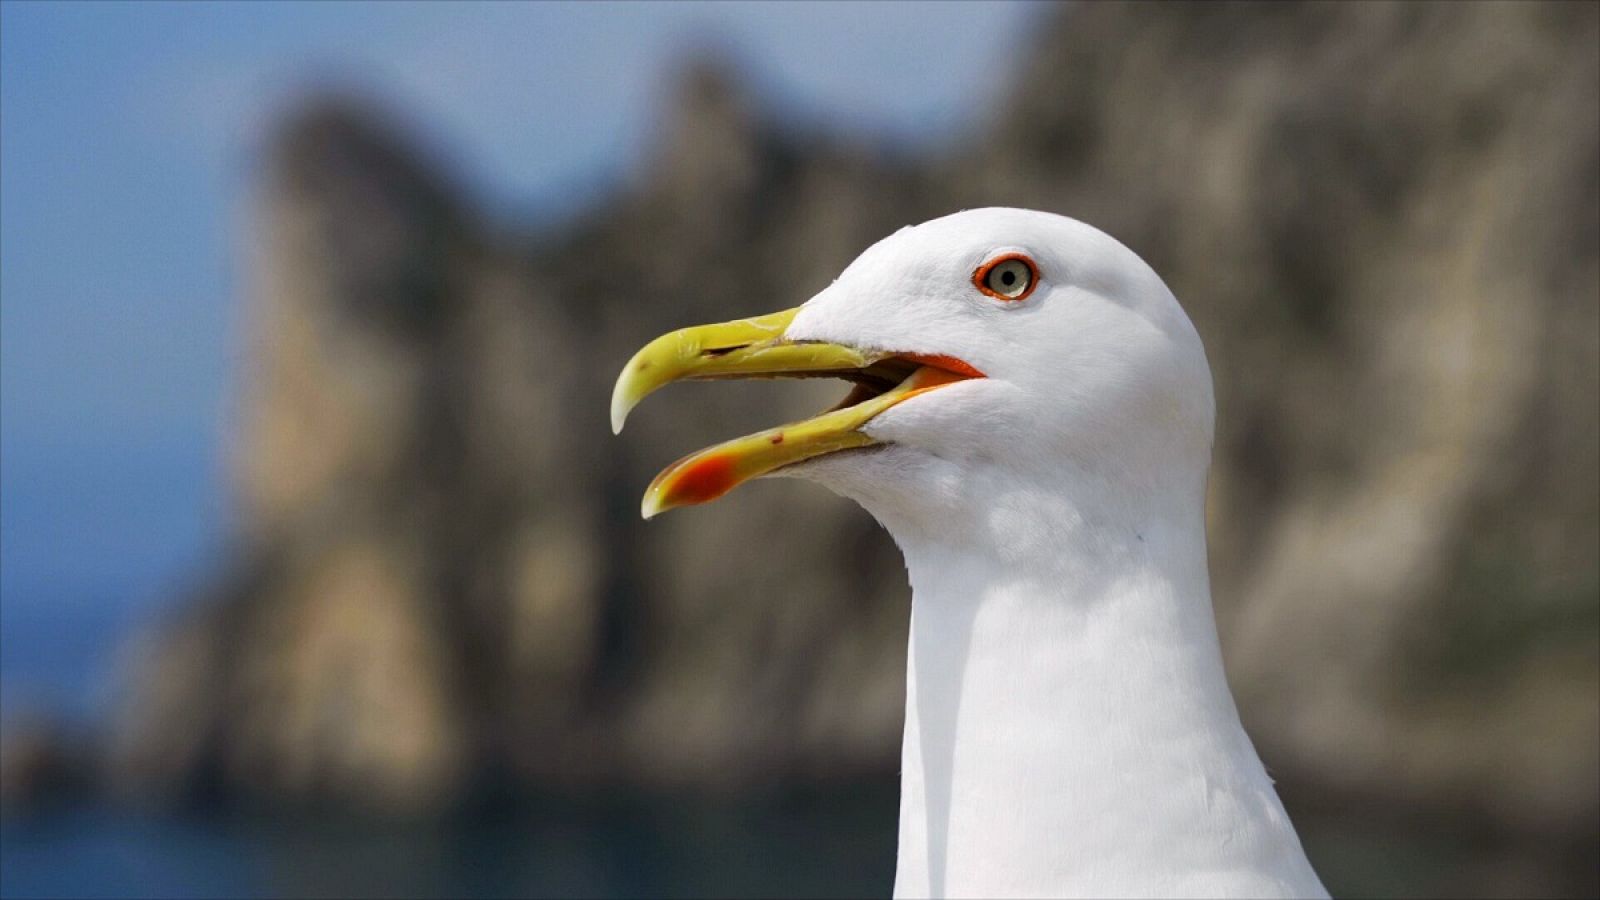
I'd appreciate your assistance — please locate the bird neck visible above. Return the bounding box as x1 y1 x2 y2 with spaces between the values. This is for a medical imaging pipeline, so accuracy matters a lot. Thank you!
885 471 1325 899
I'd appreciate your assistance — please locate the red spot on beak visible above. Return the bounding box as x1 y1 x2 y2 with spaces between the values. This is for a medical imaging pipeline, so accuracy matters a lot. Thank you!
769 432 785 445
666 454 738 506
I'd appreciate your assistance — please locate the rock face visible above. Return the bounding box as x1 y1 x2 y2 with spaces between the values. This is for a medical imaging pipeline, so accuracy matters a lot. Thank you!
0 713 90 818
113 0 1596 877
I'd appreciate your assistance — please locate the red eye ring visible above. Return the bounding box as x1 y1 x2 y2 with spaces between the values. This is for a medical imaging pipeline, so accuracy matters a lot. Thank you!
973 252 1040 303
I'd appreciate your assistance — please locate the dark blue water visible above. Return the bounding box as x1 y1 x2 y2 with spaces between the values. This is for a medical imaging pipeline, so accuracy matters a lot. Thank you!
1 787 901 899
2 794 1522 899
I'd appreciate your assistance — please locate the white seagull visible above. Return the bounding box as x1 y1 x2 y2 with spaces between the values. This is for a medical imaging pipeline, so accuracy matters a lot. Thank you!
611 208 1329 899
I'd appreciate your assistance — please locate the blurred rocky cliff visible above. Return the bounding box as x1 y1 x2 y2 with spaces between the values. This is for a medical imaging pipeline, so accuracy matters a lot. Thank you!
105 1 1595 891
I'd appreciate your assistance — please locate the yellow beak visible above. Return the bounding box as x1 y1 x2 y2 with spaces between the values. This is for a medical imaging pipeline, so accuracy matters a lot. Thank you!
610 307 979 519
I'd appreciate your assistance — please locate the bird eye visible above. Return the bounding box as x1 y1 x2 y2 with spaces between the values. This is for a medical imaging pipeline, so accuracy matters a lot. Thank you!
974 254 1038 302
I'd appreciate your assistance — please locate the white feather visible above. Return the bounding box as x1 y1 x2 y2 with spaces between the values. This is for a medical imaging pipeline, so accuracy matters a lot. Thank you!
784 209 1328 899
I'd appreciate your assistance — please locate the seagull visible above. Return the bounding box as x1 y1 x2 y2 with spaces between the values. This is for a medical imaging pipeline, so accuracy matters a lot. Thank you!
610 208 1329 899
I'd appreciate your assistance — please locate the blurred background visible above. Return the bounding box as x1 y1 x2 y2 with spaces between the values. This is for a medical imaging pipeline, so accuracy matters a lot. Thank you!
1 1 1596 897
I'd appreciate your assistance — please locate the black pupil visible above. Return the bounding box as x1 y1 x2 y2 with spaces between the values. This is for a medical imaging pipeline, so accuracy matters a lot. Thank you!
1000 269 1017 287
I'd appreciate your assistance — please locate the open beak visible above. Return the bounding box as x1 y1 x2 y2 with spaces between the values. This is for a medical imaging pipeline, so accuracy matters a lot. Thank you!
610 306 982 518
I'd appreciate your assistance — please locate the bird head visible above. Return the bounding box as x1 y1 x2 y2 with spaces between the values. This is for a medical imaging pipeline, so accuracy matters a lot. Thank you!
611 208 1214 527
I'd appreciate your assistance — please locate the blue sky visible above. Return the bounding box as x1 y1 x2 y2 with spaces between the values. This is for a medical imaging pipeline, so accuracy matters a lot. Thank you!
0 0 1043 709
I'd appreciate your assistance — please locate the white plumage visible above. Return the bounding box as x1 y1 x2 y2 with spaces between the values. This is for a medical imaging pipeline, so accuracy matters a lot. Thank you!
618 208 1329 898
783 210 1327 898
